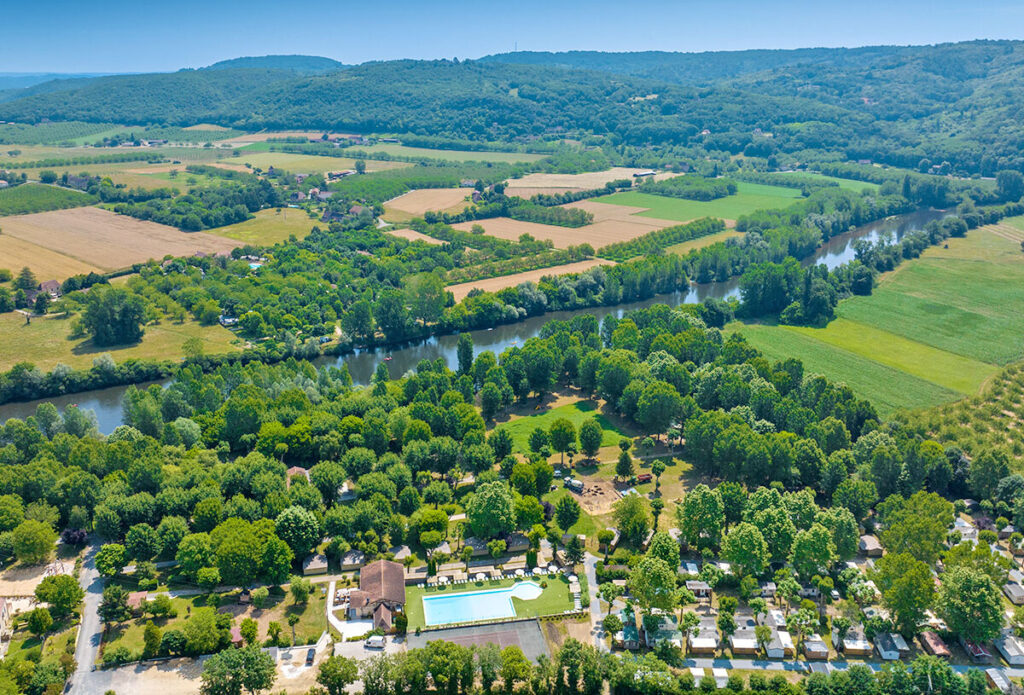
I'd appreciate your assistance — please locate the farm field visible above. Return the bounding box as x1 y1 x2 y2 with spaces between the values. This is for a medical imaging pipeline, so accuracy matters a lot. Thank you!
503 168 672 196
453 201 678 249
353 143 546 163
0 234 101 279
209 207 318 245
234 149 406 174
664 229 744 255
0 207 239 273
729 223 1024 414
594 181 804 224
385 228 444 245
0 311 239 372
445 259 613 301
733 323 960 414
0 183 95 215
787 171 880 192
382 187 470 221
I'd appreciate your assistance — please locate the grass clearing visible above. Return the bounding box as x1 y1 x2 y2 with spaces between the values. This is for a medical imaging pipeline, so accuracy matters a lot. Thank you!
211 208 319 245
0 312 240 372
405 576 575 630
354 143 546 163
664 229 744 255
499 399 624 453
594 181 803 223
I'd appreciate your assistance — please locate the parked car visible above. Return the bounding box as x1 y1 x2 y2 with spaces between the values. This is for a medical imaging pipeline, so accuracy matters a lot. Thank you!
305 648 316 666
365 635 387 649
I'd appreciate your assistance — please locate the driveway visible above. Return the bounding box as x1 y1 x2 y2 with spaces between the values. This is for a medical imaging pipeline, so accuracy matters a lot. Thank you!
326 580 374 639
584 553 607 651
68 541 105 695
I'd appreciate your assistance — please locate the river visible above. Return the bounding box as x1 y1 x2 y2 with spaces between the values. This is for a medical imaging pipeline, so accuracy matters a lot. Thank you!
0 208 945 433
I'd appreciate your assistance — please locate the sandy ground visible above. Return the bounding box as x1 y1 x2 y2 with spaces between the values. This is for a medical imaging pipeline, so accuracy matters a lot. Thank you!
504 168 674 197
385 228 444 245
1 207 239 272
445 260 613 300
572 478 620 516
0 558 73 597
383 188 469 215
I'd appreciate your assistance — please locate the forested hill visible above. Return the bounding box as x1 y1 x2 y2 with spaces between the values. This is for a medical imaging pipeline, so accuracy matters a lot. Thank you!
4 41 1024 172
478 45 912 83
202 54 346 73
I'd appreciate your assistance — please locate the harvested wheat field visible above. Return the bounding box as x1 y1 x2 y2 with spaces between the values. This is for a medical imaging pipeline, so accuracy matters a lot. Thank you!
386 228 444 245
504 167 674 197
1 207 238 272
384 188 470 216
446 260 613 300
452 202 677 249
0 234 101 280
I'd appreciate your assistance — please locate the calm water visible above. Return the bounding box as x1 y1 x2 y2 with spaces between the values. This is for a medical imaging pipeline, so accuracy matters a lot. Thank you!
0 209 945 434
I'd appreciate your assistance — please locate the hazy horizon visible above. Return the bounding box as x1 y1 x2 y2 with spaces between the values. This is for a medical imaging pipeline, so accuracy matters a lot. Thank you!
3 0 1024 73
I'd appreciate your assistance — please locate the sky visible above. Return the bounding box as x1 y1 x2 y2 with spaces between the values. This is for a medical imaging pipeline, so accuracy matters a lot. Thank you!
3 0 1024 73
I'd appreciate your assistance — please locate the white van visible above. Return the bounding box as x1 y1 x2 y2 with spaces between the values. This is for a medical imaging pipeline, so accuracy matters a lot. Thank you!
365 635 387 650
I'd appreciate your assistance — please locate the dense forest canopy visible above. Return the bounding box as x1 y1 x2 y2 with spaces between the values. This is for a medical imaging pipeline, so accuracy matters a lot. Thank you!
5 41 1024 173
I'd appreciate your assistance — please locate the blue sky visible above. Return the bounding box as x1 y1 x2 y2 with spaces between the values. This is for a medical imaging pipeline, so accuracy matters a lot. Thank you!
3 0 1024 73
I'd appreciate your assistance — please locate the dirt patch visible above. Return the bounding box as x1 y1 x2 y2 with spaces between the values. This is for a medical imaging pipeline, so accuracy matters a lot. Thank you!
0 558 73 597
384 188 469 216
0 207 239 272
385 228 444 245
446 260 614 300
573 477 620 516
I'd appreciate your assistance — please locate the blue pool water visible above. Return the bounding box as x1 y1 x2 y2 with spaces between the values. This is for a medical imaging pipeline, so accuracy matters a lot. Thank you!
422 581 543 626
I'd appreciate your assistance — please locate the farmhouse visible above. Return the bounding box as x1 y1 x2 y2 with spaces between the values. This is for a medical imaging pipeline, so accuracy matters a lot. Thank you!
349 560 406 631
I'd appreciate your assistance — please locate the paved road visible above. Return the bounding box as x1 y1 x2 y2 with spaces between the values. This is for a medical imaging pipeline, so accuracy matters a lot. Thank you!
68 541 104 695
583 553 607 652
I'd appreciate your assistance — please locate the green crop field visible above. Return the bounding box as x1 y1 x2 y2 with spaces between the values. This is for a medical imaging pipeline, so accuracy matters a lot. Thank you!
212 207 319 245
0 183 96 216
729 222 1024 414
791 171 880 192
500 400 624 453
594 181 803 222
353 143 546 163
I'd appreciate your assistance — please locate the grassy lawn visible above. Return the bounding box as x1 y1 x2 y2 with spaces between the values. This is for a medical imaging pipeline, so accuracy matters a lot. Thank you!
542 487 600 537
499 400 624 453
354 143 546 164
6 615 78 669
102 589 328 660
594 182 803 222
0 311 240 372
406 576 574 630
210 207 319 245
732 322 959 415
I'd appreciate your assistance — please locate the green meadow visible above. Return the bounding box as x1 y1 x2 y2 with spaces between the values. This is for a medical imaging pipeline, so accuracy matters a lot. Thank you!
595 181 803 222
730 222 1024 414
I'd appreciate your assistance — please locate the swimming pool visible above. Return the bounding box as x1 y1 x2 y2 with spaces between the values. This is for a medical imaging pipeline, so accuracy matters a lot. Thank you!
422 581 543 626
